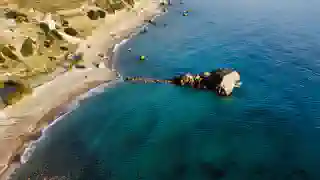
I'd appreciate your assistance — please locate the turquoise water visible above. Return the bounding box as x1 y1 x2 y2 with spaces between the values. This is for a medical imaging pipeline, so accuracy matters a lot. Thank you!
11 0 320 179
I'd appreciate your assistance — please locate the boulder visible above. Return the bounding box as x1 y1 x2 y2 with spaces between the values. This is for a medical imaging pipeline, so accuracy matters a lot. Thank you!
75 64 86 69
64 27 78 36
124 0 135 6
60 45 68 51
95 0 116 12
61 19 69 27
206 68 241 96
39 22 50 35
48 56 57 61
97 10 106 18
16 15 29 23
110 2 125 11
1 46 19 60
0 76 32 107
4 10 28 20
87 10 99 20
20 37 35 57
105 7 115 14
44 40 53 48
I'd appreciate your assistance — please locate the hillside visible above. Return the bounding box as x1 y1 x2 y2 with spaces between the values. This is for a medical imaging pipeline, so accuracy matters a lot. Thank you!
0 0 138 108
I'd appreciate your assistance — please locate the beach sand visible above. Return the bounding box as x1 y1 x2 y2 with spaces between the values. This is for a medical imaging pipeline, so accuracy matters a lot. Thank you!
0 0 162 179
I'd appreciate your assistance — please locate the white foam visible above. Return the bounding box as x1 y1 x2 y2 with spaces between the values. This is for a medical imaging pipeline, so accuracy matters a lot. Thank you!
20 79 122 164
19 10 163 165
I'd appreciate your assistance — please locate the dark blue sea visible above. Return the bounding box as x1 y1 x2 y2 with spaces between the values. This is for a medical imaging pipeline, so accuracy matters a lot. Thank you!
11 0 320 179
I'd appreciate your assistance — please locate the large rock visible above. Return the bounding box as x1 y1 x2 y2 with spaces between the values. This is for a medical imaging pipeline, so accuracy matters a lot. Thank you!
206 68 241 96
60 44 68 51
97 10 106 18
105 7 115 14
87 10 99 20
39 22 50 35
20 37 35 57
95 0 112 9
0 76 32 107
61 19 69 27
124 0 135 6
1 45 19 60
44 40 53 48
4 10 28 22
64 27 78 37
95 0 125 11
110 2 126 11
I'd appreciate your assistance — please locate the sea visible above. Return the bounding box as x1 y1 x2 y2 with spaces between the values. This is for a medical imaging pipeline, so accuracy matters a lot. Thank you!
10 0 320 179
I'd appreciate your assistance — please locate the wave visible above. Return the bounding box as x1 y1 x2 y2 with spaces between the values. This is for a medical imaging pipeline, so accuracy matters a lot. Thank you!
20 33 128 164
20 78 123 164
20 8 164 166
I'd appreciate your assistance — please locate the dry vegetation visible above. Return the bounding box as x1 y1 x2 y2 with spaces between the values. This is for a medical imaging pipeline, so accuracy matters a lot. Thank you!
0 0 137 107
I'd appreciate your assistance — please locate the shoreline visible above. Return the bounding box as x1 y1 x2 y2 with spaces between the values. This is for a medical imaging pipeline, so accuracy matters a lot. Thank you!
0 0 164 179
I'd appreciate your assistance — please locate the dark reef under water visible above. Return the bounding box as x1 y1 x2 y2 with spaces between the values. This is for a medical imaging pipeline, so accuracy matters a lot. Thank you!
10 0 320 179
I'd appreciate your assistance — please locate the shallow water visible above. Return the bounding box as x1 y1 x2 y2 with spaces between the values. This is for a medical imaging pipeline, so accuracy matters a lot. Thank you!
11 0 320 179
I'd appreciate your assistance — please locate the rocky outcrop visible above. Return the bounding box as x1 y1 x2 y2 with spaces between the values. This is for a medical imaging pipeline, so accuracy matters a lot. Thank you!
87 10 100 20
125 69 242 96
0 76 32 108
0 45 19 61
64 27 78 36
39 22 50 35
20 37 35 57
95 0 132 11
97 10 106 18
206 68 241 96
86 9 107 20
4 10 28 23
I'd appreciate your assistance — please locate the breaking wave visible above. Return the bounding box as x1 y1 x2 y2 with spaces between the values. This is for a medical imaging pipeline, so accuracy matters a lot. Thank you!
20 78 122 164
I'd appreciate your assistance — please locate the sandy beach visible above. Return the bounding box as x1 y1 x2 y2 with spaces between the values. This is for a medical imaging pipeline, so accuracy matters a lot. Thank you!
0 0 162 179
